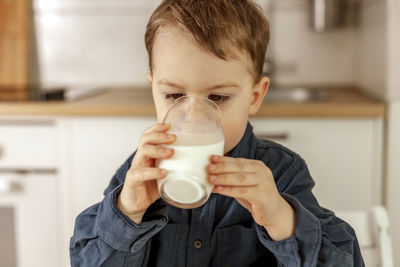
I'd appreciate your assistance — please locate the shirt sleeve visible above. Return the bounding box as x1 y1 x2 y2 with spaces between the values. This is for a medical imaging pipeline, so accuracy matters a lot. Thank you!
255 153 365 267
69 152 168 267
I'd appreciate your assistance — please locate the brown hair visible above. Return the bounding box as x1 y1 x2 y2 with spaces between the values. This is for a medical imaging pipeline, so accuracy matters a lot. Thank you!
144 0 270 82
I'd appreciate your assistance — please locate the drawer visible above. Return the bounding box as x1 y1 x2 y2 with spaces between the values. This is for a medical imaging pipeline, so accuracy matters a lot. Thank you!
0 120 57 169
249 118 383 210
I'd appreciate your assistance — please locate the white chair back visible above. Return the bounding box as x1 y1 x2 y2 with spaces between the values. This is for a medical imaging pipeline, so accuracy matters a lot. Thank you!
335 206 394 267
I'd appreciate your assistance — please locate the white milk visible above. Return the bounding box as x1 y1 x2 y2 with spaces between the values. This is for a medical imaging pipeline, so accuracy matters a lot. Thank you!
157 133 224 207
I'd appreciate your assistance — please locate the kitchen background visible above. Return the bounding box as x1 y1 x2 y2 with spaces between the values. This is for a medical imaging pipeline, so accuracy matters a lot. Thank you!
0 0 399 266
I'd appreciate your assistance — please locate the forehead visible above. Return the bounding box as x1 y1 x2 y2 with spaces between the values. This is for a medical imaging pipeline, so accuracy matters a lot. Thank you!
151 26 255 86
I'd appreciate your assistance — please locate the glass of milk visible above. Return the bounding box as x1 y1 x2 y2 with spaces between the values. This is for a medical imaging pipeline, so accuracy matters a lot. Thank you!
156 95 225 209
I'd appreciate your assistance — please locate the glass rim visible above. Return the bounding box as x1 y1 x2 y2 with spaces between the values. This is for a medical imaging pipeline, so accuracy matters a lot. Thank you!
165 95 222 115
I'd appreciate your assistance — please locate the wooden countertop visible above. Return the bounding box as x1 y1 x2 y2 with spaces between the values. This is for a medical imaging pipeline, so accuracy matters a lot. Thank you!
0 86 386 118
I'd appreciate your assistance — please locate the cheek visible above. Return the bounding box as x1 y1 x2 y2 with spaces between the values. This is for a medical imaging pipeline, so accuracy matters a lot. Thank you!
220 110 249 153
153 95 169 122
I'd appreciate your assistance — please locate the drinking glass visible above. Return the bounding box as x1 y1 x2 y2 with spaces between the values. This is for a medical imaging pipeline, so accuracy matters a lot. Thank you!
156 95 225 209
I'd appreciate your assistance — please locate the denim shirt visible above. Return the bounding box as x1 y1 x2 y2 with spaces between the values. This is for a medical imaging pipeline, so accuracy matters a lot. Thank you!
70 122 364 267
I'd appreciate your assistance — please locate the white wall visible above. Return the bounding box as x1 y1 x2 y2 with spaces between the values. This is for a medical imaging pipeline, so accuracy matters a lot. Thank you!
265 0 359 86
357 0 400 101
33 0 361 89
384 0 400 264
358 0 400 265
33 0 159 88
357 0 387 100
386 0 400 100
386 102 400 266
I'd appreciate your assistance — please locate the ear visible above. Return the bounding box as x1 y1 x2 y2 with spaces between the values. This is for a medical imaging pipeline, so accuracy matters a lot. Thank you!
147 72 153 86
249 76 269 116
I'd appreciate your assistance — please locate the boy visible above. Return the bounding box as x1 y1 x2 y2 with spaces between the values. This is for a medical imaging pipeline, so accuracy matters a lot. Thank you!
70 0 363 266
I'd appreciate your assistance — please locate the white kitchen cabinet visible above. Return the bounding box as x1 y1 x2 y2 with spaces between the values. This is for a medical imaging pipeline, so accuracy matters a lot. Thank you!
67 116 383 216
0 115 382 266
0 117 66 267
249 118 383 211
0 117 60 267
67 117 157 218
0 172 58 267
0 120 57 169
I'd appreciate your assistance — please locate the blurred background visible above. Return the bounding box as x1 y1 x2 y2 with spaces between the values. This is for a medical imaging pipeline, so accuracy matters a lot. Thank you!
0 0 399 266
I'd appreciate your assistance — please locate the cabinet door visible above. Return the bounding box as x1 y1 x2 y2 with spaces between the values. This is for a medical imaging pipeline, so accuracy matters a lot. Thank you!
69 117 156 217
0 173 58 267
250 118 383 211
0 120 57 169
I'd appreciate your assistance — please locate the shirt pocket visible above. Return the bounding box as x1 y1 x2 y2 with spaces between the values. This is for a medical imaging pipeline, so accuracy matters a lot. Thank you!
148 223 187 267
213 225 273 267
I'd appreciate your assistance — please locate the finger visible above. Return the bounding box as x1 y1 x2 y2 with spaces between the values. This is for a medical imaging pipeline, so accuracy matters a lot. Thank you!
141 131 176 146
236 198 252 211
140 144 174 160
210 155 249 163
143 123 171 135
211 155 262 166
133 144 174 167
213 185 258 201
208 160 257 174
209 173 259 186
128 167 167 185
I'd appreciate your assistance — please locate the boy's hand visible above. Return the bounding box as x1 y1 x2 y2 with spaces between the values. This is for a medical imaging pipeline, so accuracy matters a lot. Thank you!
117 123 176 223
208 155 296 241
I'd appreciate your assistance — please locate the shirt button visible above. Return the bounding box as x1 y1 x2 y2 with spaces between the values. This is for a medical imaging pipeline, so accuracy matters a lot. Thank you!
193 240 202 249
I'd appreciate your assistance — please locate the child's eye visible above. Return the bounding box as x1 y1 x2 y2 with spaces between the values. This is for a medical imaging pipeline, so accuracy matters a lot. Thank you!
208 95 230 103
164 93 229 104
165 93 185 101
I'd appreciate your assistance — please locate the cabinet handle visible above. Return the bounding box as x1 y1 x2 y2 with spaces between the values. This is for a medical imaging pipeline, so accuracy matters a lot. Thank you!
256 132 289 141
0 180 22 194
0 168 57 174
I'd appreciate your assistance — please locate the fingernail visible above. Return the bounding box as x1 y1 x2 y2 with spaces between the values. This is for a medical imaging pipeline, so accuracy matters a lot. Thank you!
210 165 216 171
210 175 217 182
167 134 175 139
213 155 221 161
161 169 167 175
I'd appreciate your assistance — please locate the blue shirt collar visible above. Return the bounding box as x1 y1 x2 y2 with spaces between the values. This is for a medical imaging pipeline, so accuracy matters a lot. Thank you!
227 121 257 159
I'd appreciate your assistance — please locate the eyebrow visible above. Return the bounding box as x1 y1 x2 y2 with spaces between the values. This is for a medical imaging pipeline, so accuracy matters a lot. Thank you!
157 79 240 91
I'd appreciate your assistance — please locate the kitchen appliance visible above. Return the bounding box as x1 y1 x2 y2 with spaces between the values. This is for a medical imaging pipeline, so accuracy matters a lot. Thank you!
311 0 346 32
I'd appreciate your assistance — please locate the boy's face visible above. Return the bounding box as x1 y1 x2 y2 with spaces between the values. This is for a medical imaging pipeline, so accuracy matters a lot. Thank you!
148 26 269 155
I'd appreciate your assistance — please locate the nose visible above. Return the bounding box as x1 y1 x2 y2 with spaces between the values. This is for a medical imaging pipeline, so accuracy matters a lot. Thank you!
184 96 209 123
